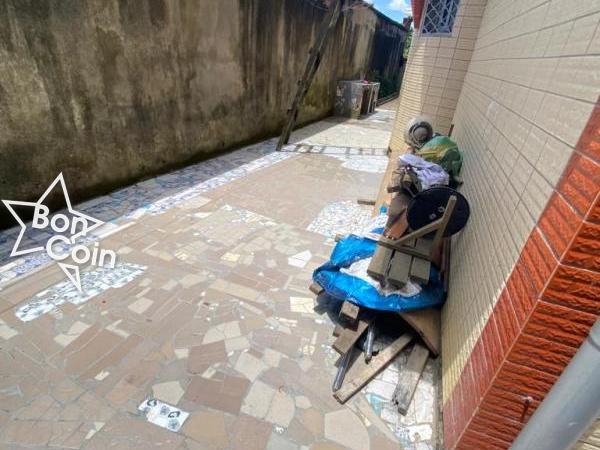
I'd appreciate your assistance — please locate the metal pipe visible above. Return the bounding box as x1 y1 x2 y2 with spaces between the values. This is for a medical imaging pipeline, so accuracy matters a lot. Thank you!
365 323 376 363
332 347 354 392
510 319 600 450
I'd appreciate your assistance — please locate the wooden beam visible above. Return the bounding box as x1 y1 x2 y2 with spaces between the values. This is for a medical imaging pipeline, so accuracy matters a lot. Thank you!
367 244 394 282
376 242 431 260
357 198 376 206
431 195 456 253
441 237 452 294
334 333 413 403
386 238 416 288
393 342 430 414
376 218 444 261
414 238 433 255
332 318 370 355
377 195 457 261
384 209 409 239
339 301 360 323
399 308 441 356
333 323 344 337
276 0 343 150
386 250 412 288
309 282 324 296
409 256 431 284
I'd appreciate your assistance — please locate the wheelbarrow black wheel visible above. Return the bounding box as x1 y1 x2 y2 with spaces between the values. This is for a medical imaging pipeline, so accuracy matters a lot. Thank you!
406 187 470 237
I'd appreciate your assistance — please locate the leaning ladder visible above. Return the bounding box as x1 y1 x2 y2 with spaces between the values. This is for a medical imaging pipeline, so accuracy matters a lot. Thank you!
276 0 343 151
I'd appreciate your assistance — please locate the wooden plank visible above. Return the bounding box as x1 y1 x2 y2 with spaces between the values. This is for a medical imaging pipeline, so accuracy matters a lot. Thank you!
399 308 441 356
409 257 431 284
309 282 324 296
332 318 370 355
430 237 444 267
393 342 430 414
276 0 342 150
386 251 412 287
378 237 433 262
334 333 414 403
441 238 451 293
339 301 360 323
379 244 430 260
385 194 409 228
357 198 376 206
386 238 416 288
385 210 409 239
374 149 397 217
414 238 433 255
333 323 344 337
394 218 443 243
367 245 393 282
377 217 444 253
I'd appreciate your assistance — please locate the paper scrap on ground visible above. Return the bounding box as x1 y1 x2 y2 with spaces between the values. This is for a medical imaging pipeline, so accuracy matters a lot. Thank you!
288 250 312 268
138 398 189 432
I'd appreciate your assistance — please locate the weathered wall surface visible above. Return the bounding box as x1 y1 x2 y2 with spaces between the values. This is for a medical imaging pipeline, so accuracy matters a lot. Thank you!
0 0 403 226
368 10 407 97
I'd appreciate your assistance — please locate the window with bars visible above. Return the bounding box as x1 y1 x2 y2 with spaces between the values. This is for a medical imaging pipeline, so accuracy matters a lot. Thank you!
421 0 460 35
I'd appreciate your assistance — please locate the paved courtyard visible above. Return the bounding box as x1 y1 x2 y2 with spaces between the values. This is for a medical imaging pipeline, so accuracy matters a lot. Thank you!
0 101 440 450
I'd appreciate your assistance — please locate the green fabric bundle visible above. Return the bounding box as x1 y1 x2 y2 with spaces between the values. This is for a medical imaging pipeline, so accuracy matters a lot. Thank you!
416 135 463 179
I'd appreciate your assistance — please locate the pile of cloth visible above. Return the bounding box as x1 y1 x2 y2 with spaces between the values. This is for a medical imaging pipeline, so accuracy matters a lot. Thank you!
312 117 464 314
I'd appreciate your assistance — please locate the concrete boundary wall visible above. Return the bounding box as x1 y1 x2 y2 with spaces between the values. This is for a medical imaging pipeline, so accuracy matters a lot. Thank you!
0 0 405 227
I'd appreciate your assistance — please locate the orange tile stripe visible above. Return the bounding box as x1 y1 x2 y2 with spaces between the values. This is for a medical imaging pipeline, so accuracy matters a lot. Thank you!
443 100 600 449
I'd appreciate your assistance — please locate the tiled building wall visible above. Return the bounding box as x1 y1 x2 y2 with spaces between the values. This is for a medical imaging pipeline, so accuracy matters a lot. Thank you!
389 0 486 149
387 0 600 445
442 0 600 403
443 148 600 448
377 0 486 222
438 0 600 447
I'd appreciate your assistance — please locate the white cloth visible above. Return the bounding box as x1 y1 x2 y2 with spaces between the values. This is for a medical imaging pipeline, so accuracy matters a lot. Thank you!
398 153 449 189
340 257 423 297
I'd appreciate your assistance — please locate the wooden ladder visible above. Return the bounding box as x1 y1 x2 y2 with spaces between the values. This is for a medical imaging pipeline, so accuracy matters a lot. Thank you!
276 0 344 151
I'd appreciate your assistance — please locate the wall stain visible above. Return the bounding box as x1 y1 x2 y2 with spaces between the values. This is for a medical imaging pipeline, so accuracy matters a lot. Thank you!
148 0 167 29
0 2 15 53
96 26 123 105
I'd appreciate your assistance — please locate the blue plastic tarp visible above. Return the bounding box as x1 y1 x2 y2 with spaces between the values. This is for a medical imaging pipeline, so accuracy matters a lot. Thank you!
312 232 445 313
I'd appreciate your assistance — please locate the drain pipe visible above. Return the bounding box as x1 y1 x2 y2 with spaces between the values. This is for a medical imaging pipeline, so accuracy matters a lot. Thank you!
511 319 600 450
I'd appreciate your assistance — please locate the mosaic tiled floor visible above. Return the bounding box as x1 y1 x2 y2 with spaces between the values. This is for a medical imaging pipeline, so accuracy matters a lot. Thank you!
0 103 440 449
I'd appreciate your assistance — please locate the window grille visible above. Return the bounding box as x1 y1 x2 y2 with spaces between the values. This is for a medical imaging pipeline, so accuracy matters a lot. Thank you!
421 0 460 35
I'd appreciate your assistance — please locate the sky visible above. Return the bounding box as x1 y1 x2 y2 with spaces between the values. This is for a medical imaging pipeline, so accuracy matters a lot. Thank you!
365 0 412 24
